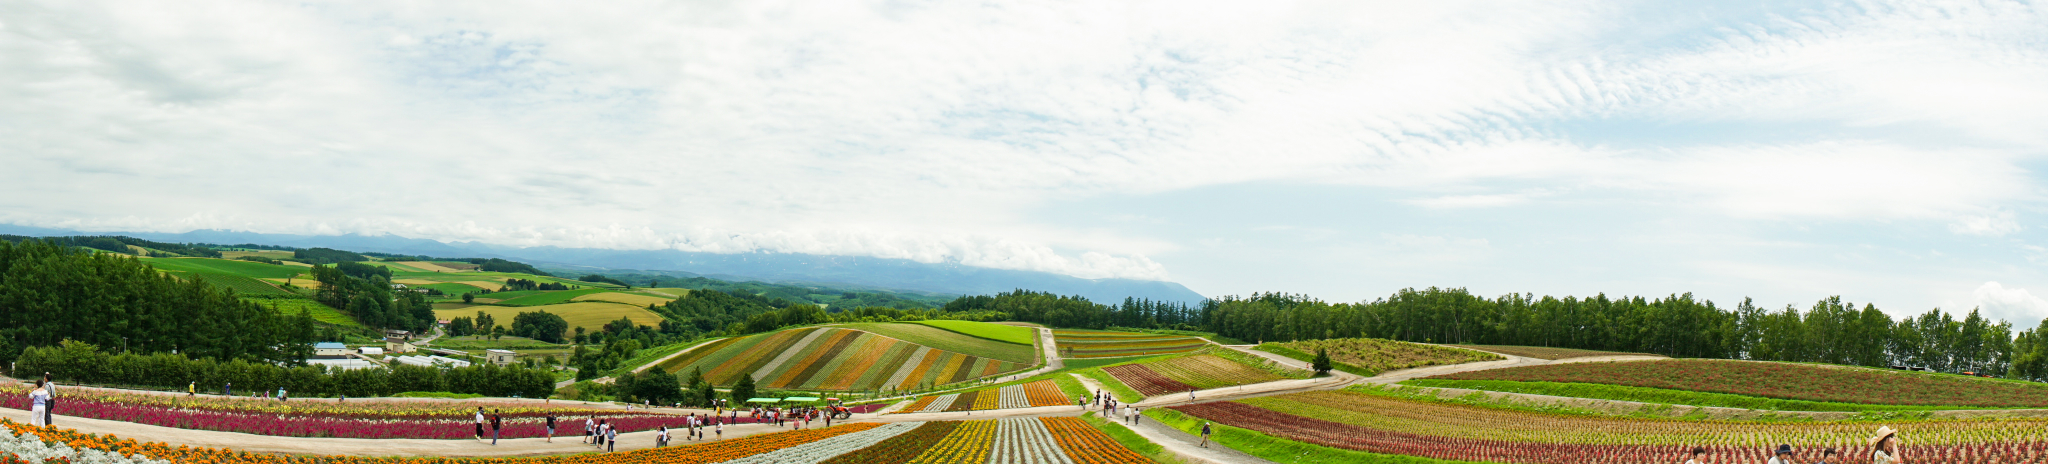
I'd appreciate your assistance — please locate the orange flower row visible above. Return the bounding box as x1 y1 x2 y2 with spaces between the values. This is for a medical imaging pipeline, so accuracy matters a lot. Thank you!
1042 417 1153 464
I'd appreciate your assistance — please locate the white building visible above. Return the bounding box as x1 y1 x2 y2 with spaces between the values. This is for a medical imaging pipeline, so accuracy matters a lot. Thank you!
312 342 346 357
306 358 380 371
486 349 517 366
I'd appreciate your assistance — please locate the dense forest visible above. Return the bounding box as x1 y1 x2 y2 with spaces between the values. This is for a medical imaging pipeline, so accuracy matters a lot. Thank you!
1 235 222 258
311 262 433 333
0 239 315 365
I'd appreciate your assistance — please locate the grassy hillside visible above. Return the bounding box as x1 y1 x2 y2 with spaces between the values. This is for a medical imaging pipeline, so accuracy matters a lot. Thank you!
141 257 306 279
253 298 361 328
493 288 610 306
836 322 1037 364
656 324 1035 392
1428 358 2048 408
572 291 676 307
911 320 1036 345
434 301 664 332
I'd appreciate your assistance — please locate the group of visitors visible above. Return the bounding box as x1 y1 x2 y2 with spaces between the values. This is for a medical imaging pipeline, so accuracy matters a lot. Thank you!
655 413 724 447
583 416 619 452
1681 427 1903 464
472 408 504 445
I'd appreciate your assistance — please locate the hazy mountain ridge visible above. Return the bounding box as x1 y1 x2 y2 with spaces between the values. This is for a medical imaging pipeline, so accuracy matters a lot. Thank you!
0 225 1207 304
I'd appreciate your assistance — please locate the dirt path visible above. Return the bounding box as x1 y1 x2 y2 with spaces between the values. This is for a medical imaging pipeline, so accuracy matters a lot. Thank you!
630 338 738 375
1071 374 1274 464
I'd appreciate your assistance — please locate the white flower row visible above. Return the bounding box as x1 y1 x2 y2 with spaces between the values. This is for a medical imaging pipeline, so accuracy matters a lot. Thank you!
2 430 169 464
991 418 1078 464
920 394 958 413
997 384 1029 410
712 422 923 464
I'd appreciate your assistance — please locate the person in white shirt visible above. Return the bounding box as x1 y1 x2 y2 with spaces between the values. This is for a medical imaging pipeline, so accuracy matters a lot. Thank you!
1683 446 1706 464
584 417 595 444
656 426 669 447
27 381 50 427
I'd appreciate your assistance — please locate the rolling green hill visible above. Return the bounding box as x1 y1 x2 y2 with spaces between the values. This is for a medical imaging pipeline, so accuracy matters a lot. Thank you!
141 257 306 279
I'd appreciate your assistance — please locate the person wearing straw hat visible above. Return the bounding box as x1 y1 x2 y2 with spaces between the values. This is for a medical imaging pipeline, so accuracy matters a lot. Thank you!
1871 426 1902 464
1768 444 1797 464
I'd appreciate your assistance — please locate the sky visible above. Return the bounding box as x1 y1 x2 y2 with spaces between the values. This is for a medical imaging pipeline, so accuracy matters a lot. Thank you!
3 0 2047 325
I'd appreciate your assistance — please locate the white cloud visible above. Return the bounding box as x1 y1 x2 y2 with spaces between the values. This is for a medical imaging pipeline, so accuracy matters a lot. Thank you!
2 0 2046 291
1974 282 2048 326
1950 211 2022 236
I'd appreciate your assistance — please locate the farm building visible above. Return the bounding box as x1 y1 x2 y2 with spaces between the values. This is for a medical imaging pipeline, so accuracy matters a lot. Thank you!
357 347 384 356
312 342 346 358
486 349 516 366
392 355 471 369
384 337 416 354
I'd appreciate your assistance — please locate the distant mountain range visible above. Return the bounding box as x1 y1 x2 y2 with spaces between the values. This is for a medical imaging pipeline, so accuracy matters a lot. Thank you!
0 224 1208 304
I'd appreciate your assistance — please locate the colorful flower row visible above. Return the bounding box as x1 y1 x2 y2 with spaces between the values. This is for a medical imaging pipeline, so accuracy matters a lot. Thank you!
2 397 693 439
1101 365 1193 397
1428 359 2048 408
1 418 881 464
1170 388 2048 464
0 384 630 420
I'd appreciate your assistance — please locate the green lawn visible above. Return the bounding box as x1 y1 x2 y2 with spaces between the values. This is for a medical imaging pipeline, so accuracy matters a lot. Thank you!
912 320 1037 345
493 288 610 306
835 322 1037 364
251 298 361 328
142 257 306 279
193 274 293 296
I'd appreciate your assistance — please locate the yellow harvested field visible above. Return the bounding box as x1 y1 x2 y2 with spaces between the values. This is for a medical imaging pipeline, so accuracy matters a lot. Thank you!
456 281 505 290
572 292 675 307
433 302 664 331
432 302 477 311
643 288 693 298
398 261 462 273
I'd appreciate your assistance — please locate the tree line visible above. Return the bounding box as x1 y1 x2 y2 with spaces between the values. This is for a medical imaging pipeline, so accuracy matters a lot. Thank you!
17 340 553 398
0 239 314 365
310 263 433 333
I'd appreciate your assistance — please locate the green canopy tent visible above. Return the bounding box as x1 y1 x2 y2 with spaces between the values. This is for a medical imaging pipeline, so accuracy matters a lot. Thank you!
745 398 781 404
782 396 822 404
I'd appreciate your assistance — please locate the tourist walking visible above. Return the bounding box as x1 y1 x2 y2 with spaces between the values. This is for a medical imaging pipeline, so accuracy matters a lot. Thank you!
596 420 609 448
583 416 594 444
605 424 618 452
1871 426 1901 464
1199 422 1212 448
1133 406 1142 425
1815 447 1836 464
1684 447 1706 464
224 382 233 396
715 421 723 440
473 407 486 441
187 381 195 396
279 387 288 402
545 414 557 443
27 381 49 427
1767 444 1796 464
490 410 502 445
657 425 669 447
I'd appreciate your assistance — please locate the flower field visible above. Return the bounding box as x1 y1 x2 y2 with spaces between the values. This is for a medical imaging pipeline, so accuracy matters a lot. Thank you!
1052 330 1207 359
1170 388 2048 464
1444 344 1658 360
662 328 1030 392
1427 359 2048 407
896 380 1073 414
1106 354 1288 395
0 388 687 439
1261 338 1502 376
0 418 881 463
1101 365 1194 397
0 417 1150 464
